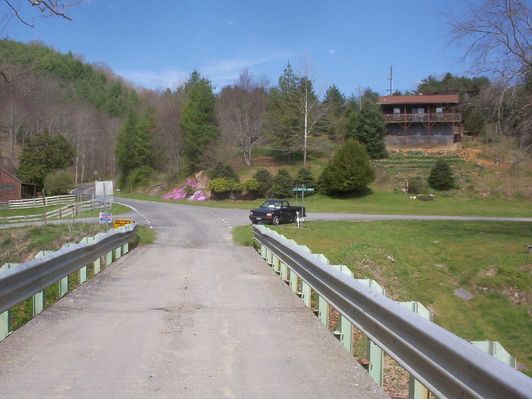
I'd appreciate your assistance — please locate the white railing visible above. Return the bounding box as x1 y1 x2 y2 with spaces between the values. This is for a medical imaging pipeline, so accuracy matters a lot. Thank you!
1 195 76 210
0 200 103 224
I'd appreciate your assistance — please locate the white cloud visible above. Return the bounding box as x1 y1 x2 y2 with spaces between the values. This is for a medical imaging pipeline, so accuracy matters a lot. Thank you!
118 69 188 90
119 52 293 91
200 52 293 87
328 49 337 54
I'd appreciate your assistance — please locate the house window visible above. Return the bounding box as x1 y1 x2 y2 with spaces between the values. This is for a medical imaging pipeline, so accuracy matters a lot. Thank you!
393 108 400 114
436 107 443 113
0 184 16 191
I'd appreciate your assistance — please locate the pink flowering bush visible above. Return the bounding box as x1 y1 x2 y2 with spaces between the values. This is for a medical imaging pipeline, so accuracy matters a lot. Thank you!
162 178 209 201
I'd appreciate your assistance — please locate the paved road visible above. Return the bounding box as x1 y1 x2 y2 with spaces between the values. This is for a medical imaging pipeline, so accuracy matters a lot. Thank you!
0 198 386 399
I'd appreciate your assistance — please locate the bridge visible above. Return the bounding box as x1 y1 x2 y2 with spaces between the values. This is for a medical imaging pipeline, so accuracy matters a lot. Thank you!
1 198 531 398
0 199 387 398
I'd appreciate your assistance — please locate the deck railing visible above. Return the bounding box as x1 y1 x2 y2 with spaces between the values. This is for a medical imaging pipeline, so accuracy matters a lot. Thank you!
382 113 461 123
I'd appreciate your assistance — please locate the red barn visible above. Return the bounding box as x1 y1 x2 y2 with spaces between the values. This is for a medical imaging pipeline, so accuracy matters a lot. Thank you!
0 168 22 202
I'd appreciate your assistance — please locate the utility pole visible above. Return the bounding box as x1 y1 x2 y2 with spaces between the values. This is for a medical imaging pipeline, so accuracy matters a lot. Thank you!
388 66 393 96
388 66 393 95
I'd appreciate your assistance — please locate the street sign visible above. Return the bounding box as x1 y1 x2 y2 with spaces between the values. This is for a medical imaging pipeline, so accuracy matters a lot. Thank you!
99 212 112 224
113 218 132 229
293 187 315 192
95 180 114 204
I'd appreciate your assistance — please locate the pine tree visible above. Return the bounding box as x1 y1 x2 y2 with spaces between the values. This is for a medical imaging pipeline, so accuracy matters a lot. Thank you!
319 139 374 195
180 71 218 173
294 167 315 188
428 160 455 190
346 101 387 159
18 133 75 191
265 63 301 160
271 169 294 198
116 110 156 186
321 85 347 142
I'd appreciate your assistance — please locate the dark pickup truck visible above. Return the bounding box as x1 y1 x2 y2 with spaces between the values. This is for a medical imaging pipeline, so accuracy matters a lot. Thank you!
249 199 306 225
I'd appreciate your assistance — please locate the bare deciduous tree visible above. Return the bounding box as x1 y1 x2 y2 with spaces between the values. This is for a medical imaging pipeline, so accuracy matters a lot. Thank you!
449 0 532 157
217 70 268 166
449 0 531 84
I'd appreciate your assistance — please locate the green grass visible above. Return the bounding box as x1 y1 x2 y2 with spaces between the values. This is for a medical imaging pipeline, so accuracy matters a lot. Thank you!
233 220 532 375
135 225 157 245
0 204 62 218
119 190 532 218
76 203 131 218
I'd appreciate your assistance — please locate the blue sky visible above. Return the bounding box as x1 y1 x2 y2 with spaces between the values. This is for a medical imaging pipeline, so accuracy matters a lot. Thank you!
3 0 474 95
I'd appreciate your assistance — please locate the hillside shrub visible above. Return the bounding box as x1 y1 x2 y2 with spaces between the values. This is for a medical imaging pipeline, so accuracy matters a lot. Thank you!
294 168 316 189
208 177 240 199
243 178 260 198
319 139 375 195
127 166 155 189
253 168 273 197
271 169 293 198
43 169 74 195
209 162 239 181
428 160 455 191
407 177 428 194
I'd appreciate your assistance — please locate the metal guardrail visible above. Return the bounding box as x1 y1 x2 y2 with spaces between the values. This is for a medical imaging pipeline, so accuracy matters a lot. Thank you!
0 225 137 323
253 225 532 399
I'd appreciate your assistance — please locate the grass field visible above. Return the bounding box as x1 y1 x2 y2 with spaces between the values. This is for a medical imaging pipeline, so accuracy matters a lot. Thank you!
119 190 532 218
0 204 62 218
233 220 532 375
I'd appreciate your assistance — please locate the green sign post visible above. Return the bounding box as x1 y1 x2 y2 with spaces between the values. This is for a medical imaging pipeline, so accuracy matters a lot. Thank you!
292 186 314 227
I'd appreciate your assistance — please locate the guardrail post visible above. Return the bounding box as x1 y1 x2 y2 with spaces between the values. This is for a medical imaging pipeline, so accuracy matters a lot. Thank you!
280 261 289 282
272 254 280 274
332 265 354 354
471 341 516 368
358 279 386 386
106 250 113 266
289 269 299 294
401 301 432 398
318 296 329 326
0 309 9 341
59 276 68 298
32 254 51 312
301 281 311 308
260 245 267 260
122 242 129 254
114 245 122 260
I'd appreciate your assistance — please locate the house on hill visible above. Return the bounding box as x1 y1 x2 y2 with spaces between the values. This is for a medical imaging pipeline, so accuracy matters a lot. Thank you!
0 168 36 202
378 94 463 147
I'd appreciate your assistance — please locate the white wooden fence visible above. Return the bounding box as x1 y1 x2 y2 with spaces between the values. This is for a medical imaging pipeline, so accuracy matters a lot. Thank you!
0 200 102 224
0 195 76 210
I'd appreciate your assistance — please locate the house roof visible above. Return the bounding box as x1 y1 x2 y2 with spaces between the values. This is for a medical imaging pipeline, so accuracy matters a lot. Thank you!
0 167 22 183
377 94 460 105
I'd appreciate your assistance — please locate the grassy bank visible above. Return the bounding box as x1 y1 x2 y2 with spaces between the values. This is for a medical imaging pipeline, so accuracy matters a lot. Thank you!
233 220 532 375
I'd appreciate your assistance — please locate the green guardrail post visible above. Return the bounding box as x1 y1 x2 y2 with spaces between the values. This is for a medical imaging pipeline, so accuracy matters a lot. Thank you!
332 265 354 354
471 341 517 368
94 256 102 274
122 242 129 254
401 301 432 398
106 250 113 266
267 248 274 265
318 296 329 327
358 279 386 387
59 275 69 298
272 254 281 274
260 245 267 260
301 281 311 308
289 269 299 294
280 261 289 282
114 245 122 260
0 310 10 341
34 253 54 310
